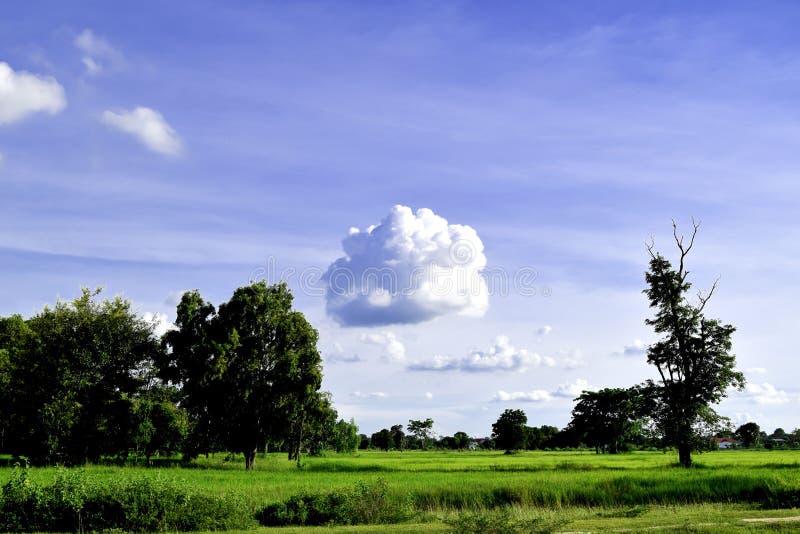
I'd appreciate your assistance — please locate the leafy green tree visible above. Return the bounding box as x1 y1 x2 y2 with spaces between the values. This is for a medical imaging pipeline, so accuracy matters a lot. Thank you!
735 422 761 448
371 429 391 451
407 418 435 449
1 290 162 465
643 222 745 466
160 282 324 470
132 389 188 464
331 418 360 453
390 424 406 451
568 387 650 454
453 431 470 450
492 409 527 452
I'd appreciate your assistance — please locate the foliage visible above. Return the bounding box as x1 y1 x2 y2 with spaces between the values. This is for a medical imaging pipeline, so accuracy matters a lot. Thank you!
444 508 567 534
735 422 761 448
568 387 651 454
0 289 162 465
492 409 527 452
0 465 251 532
643 222 745 466
158 282 324 469
407 418 435 449
258 478 412 526
371 429 392 451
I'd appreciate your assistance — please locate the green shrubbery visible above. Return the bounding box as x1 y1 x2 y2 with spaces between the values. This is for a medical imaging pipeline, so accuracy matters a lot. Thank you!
258 478 412 526
0 466 252 532
443 508 567 534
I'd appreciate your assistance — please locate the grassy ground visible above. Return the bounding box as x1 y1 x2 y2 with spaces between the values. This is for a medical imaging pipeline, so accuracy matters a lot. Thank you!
3 449 800 531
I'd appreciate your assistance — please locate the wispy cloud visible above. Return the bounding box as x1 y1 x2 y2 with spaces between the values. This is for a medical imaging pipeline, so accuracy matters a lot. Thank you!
102 107 183 156
74 29 124 75
409 335 554 372
493 378 594 403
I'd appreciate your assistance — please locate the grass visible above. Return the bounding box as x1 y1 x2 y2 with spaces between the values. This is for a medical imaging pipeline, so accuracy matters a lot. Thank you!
3 449 800 531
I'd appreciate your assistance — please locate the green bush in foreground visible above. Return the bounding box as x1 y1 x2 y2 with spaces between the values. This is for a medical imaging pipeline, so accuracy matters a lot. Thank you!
258 478 412 526
443 508 567 534
0 466 252 532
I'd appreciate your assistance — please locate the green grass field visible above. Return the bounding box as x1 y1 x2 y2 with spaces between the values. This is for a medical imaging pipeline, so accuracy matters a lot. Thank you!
3 449 800 532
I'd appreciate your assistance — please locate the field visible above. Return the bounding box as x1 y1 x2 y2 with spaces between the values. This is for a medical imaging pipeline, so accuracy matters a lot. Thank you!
3 449 800 532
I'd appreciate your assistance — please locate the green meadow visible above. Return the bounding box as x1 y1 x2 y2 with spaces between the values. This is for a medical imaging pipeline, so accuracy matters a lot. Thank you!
3 449 800 532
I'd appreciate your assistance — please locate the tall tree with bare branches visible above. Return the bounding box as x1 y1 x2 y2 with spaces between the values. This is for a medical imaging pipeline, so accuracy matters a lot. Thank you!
643 220 744 467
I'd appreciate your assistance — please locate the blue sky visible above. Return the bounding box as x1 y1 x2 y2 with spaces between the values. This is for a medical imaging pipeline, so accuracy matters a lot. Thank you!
2 1 800 436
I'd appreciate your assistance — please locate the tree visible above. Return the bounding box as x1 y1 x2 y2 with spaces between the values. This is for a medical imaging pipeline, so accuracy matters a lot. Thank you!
371 429 391 451
568 387 650 454
643 221 745 466
735 422 761 448
330 418 360 453
407 418 435 449
160 282 324 470
453 431 470 450
1 289 162 465
491 409 527 452
132 386 188 464
390 424 406 451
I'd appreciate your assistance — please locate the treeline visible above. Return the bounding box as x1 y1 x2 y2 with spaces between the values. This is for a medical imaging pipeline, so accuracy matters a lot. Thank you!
0 283 359 469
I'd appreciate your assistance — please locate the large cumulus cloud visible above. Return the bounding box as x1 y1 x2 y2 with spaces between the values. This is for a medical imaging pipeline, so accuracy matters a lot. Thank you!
324 205 488 326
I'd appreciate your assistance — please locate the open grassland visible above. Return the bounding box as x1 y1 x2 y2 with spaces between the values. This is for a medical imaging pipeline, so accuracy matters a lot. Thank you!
3 450 800 532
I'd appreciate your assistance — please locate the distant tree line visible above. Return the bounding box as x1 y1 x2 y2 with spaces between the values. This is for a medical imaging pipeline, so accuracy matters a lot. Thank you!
0 283 359 469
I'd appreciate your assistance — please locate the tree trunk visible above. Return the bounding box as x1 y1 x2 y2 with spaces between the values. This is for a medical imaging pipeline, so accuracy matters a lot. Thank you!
244 448 257 470
678 442 692 467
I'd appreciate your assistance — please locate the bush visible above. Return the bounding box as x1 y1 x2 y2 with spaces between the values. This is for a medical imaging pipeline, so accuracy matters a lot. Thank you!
444 508 567 534
0 466 252 532
258 478 412 526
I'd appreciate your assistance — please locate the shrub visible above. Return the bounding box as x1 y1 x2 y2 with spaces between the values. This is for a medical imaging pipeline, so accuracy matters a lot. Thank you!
0 466 252 532
444 508 566 534
258 478 412 526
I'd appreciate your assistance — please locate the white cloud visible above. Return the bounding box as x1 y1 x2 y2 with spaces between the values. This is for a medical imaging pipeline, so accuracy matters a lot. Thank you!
0 151 4 165
324 205 488 326
102 107 183 156
493 378 594 403
360 331 406 363
424 392 433 400
493 389 551 402
537 325 553 336
351 391 388 399
744 382 791 405
409 335 555 372
0 62 66 125
142 311 176 338
553 378 593 398
74 29 123 75
745 367 768 375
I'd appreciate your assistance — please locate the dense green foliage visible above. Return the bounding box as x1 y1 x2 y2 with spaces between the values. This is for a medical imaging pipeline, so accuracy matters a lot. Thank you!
492 409 527 452
258 479 411 526
0 290 162 465
158 282 325 469
0 284 341 468
0 466 251 532
568 386 651 454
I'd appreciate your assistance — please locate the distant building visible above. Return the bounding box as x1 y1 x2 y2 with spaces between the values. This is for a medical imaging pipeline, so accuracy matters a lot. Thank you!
712 437 738 449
